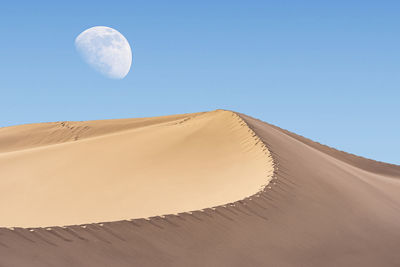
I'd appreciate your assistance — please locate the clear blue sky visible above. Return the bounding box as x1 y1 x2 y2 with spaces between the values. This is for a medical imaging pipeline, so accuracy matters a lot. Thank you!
1 1 399 164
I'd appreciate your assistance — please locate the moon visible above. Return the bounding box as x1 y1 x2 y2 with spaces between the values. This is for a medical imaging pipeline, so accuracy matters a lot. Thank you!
75 26 132 79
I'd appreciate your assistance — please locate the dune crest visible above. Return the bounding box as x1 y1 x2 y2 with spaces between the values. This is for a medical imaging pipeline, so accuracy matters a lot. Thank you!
0 110 274 227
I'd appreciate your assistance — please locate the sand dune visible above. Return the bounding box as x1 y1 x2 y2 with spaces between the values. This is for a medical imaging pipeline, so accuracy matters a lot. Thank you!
1 110 400 266
0 110 273 227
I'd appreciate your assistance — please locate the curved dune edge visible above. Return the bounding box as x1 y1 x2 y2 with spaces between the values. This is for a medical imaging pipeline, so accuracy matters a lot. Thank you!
237 112 400 176
0 110 274 229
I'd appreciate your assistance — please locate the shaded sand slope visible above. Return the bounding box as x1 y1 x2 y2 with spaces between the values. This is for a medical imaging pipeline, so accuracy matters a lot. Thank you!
0 110 273 227
1 111 400 266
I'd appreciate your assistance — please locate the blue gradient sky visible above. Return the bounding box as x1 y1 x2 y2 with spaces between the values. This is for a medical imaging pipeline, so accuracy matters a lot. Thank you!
1 1 399 164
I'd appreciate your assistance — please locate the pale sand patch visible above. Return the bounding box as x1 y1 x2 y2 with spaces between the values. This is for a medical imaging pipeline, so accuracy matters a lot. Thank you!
0 110 273 227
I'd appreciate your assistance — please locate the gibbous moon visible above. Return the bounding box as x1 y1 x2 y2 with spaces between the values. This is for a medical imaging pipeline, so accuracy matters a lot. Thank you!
75 26 132 79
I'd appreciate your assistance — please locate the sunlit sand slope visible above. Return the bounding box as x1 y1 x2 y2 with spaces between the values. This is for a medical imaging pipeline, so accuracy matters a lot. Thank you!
0 110 273 227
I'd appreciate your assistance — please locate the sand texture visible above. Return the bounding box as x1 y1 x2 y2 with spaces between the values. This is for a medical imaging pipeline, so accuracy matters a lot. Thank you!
0 110 400 266
0 110 273 227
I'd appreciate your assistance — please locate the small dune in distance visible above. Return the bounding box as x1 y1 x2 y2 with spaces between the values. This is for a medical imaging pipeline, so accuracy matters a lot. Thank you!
0 110 399 266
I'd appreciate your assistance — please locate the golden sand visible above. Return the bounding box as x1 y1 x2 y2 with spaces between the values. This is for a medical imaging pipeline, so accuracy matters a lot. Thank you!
0 110 273 227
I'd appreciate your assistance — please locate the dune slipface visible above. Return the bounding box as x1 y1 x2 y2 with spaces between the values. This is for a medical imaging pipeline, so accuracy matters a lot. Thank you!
0 110 400 267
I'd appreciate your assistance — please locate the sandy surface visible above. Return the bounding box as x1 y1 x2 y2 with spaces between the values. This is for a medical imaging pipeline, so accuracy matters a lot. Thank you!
0 110 400 266
0 110 273 227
